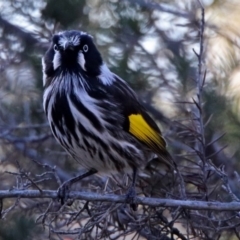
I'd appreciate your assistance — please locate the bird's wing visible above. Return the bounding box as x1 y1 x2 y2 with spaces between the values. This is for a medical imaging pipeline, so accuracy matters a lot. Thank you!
110 76 169 158
127 111 166 154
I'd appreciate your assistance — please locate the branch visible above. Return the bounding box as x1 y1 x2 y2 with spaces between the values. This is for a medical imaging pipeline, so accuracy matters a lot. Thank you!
192 1 206 164
0 16 47 52
1 190 240 211
127 0 191 18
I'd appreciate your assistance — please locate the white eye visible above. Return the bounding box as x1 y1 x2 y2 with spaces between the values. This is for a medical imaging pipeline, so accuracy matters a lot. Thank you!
83 45 88 52
54 44 59 51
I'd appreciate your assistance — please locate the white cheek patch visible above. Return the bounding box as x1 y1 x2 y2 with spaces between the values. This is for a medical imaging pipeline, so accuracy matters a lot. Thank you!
42 58 47 86
53 51 61 70
77 52 86 71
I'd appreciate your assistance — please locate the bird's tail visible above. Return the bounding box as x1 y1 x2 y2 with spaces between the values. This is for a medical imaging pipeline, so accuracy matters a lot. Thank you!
145 150 176 175
140 151 178 197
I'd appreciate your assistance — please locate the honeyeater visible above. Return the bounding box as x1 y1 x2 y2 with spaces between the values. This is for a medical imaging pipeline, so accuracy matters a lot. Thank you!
42 30 174 205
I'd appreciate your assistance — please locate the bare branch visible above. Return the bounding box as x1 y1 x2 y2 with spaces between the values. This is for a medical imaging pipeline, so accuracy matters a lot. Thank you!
0 190 240 211
0 16 47 51
127 0 191 18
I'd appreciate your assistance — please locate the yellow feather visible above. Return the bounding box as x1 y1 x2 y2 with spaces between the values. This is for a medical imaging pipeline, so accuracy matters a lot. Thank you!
128 114 166 153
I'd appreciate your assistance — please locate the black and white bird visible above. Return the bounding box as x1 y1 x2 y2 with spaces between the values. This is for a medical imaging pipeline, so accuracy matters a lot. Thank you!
42 30 173 205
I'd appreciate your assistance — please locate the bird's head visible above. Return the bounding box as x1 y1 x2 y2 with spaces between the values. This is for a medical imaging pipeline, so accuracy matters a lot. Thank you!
42 30 103 81
42 30 116 88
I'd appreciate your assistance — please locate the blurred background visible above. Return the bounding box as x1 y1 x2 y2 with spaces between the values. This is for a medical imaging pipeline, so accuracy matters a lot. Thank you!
1 0 240 239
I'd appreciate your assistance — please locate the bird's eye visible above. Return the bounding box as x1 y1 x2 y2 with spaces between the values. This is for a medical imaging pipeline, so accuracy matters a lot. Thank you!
83 45 88 52
54 44 59 51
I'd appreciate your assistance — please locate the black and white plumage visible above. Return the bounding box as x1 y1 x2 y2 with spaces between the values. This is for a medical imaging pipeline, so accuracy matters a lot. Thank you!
42 30 172 181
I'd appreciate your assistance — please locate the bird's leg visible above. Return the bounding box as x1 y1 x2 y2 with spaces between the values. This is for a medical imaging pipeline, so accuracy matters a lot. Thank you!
58 168 97 204
126 168 138 211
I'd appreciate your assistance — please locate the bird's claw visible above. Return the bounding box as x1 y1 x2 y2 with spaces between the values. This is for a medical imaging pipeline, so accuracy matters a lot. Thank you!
125 187 138 211
57 182 71 205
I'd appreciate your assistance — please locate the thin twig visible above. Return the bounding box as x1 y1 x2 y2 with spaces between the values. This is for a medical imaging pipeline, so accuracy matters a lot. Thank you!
192 1 206 166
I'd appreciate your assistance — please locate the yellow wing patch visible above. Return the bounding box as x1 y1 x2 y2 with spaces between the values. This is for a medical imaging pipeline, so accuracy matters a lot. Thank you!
128 114 166 153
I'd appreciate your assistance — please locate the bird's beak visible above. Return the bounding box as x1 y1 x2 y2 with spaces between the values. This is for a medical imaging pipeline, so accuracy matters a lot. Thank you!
63 41 74 51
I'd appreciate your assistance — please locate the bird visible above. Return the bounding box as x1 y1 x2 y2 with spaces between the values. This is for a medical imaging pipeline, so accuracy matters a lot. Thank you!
42 30 174 208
